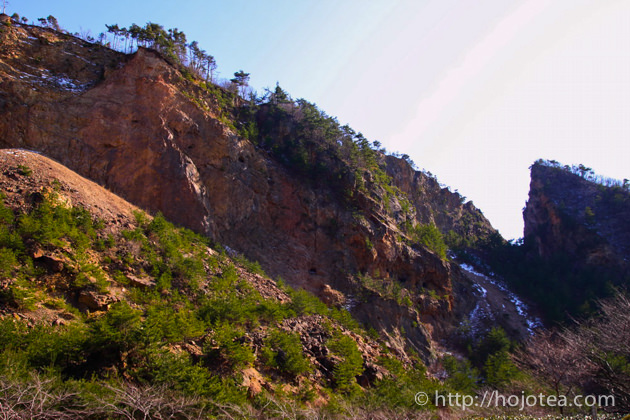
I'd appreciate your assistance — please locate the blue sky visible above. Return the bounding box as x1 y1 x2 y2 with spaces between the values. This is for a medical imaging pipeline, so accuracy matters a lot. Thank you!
10 0 630 239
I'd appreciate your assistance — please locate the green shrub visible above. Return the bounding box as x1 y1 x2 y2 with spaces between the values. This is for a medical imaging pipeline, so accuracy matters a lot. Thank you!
253 299 294 323
0 317 28 353
483 351 519 388
16 164 32 176
18 197 97 250
288 288 328 316
140 349 216 396
24 323 88 370
234 254 266 275
4 278 40 310
262 329 311 377
411 223 447 259
364 355 443 410
442 355 479 393
0 247 18 278
143 303 205 343
328 333 364 395
206 323 254 370
470 327 520 387
87 301 142 355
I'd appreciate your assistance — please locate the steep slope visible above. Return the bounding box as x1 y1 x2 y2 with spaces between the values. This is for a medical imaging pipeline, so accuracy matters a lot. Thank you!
384 155 496 250
0 20 503 355
524 161 630 265
0 149 453 418
484 160 630 322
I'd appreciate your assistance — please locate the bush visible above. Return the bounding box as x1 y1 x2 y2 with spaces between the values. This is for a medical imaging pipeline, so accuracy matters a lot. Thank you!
365 356 442 410
24 323 88 371
262 329 311 377
16 164 32 176
87 301 142 355
18 197 97 250
206 323 254 370
0 247 18 278
483 351 519 388
328 333 364 395
139 349 215 396
470 327 520 387
442 355 479 393
143 303 205 344
411 223 448 259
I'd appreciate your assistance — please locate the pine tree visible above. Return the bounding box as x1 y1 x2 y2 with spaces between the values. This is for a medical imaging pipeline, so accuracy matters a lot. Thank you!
230 70 250 97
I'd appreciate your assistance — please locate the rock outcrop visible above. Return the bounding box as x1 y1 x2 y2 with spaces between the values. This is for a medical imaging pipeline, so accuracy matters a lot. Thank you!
384 155 496 248
0 22 497 356
524 161 630 270
517 161 630 320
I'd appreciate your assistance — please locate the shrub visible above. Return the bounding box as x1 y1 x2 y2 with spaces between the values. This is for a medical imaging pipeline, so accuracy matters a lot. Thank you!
205 323 254 370
87 301 142 355
328 333 364 395
483 351 519 388
16 164 32 176
442 355 479 393
288 288 328 316
139 349 215 396
143 303 205 343
262 329 311 377
411 223 447 259
0 247 18 278
24 323 88 370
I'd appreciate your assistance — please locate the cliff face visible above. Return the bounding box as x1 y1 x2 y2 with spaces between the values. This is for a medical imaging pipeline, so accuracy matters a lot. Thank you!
384 155 496 248
516 161 630 320
524 162 630 269
0 149 412 405
0 22 498 354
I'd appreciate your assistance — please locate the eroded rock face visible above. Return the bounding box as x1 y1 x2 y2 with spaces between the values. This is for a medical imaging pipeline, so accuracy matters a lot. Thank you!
523 163 630 268
384 155 497 247
0 23 497 357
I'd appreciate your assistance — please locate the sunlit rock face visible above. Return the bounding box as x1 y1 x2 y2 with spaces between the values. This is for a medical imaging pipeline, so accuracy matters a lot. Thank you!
0 22 502 358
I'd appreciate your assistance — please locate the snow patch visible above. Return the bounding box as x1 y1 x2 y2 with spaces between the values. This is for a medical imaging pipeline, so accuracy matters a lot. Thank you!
472 283 487 298
460 262 543 335
62 50 93 64
1 149 41 156
342 295 358 312
9 67 89 92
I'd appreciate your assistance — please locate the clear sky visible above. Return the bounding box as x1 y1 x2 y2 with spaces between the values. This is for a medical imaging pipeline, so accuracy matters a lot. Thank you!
10 0 630 239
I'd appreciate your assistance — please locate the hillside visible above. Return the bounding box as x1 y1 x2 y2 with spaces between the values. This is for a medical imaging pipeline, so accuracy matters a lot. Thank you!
4 15 626 418
0 17 509 355
0 149 456 418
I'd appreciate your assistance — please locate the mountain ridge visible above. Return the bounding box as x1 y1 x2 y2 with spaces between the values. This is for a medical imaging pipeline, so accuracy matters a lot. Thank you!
0 19 502 355
3 14 630 417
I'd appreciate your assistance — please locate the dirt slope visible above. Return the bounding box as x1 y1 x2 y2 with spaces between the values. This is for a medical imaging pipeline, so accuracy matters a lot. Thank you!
0 149 139 231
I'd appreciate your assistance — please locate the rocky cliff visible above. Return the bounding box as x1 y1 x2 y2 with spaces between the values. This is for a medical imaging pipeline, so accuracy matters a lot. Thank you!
510 160 630 320
384 155 496 249
0 20 501 355
0 149 433 413
524 161 630 271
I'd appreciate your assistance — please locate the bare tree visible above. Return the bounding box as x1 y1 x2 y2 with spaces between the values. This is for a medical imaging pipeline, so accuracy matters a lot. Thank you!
520 294 630 412
0 373 89 419
96 383 205 419
515 330 594 414
561 294 630 409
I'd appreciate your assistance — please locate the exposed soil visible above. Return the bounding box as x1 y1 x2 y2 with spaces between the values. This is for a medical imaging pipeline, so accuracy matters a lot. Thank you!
0 149 140 233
